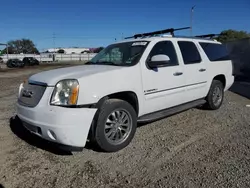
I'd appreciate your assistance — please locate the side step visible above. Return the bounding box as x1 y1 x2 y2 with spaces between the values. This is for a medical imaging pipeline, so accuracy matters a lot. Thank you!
137 99 206 123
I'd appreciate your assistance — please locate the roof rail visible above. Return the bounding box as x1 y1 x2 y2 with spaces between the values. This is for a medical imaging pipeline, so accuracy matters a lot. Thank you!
124 27 191 39
194 34 220 39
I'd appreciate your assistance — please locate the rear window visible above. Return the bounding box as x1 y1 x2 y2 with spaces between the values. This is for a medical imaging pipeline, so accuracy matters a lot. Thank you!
199 42 230 61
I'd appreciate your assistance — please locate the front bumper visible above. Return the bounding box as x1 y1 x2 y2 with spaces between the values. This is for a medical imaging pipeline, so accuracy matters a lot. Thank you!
16 103 97 149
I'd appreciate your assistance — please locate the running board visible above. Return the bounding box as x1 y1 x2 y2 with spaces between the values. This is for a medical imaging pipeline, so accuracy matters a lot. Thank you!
137 99 206 123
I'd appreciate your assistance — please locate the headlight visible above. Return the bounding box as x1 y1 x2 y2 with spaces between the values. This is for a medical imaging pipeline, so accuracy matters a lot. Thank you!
50 79 79 106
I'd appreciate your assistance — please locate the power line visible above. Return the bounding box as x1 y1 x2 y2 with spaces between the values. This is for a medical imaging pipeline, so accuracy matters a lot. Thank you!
50 36 115 39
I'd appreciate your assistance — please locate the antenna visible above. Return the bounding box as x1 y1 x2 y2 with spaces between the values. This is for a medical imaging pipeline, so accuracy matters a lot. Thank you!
125 27 190 39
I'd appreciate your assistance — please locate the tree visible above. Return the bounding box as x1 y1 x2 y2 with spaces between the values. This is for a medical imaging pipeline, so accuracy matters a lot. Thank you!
2 46 14 54
2 39 39 54
216 29 250 43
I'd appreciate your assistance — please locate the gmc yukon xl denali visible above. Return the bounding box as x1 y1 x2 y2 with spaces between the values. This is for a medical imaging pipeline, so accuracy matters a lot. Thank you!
16 28 234 152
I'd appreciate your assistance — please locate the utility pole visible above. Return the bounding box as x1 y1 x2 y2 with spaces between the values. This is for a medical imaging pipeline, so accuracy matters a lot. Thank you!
190 5 196 36
53 32 56 53
52 32 56 62
6 44 8 60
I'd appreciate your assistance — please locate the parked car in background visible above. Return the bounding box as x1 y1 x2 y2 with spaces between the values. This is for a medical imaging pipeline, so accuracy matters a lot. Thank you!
0 57 3 64
23 57 40 66
7 58 25 68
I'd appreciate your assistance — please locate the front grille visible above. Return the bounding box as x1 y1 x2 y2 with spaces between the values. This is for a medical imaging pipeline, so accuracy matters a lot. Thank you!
18 82 47 107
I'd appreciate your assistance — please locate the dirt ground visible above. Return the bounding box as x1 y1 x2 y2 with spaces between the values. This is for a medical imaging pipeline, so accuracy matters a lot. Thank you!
0 64 250 188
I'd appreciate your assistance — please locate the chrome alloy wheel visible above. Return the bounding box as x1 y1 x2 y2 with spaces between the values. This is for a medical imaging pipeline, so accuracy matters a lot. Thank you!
212 86 223 107
104 109 132 145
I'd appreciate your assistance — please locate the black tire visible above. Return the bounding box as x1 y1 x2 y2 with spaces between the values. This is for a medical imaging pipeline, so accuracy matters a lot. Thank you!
92 99 137 152
204 80 224 110
7 62 13 68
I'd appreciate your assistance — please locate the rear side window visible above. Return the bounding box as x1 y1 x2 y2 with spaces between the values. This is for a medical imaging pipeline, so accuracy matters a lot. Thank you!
199 42 230 61
177 41 201 64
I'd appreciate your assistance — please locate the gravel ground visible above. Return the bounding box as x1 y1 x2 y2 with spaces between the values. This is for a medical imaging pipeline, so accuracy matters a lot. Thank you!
0 65 250 188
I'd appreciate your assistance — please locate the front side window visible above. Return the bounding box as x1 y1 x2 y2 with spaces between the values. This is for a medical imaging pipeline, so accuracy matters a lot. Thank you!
147 41 178 66
199 42 230 61
87 41 149 66
178 41 201 64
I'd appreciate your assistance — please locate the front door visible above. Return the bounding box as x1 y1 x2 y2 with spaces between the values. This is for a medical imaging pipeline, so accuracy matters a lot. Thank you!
140 40 186 114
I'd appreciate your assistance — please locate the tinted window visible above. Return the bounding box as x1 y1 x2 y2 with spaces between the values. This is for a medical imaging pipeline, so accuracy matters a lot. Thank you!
178 41 201 64
199 42 230 61
148 41 178 66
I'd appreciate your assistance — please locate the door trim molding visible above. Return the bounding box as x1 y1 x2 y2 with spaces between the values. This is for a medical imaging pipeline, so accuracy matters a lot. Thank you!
144 81 207 95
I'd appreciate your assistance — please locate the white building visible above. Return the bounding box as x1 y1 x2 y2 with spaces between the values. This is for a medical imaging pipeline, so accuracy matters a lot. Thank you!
46 47 90 54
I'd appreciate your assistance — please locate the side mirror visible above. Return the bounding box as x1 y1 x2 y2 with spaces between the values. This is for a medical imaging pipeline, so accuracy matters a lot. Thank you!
148 54 170 69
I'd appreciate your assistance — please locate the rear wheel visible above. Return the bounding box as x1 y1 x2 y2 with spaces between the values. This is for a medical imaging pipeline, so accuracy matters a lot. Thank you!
7 62 13 68
92 99 137 152
20 63 25 68
204 80 224 110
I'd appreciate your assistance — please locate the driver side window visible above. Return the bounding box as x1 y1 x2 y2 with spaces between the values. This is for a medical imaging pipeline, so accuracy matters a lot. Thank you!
147 41 179 66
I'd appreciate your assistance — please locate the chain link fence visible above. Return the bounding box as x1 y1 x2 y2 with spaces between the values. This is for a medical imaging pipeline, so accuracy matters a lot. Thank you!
225 38 250 79
0 53 97 63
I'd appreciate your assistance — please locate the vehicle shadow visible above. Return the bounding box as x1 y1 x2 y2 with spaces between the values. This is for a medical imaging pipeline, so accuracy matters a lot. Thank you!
229 79 250 99
84 142 103 152
9 115 72 156
0 184 5 188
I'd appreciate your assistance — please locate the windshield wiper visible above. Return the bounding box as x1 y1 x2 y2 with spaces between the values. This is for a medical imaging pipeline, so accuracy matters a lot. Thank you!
98 61 121 66
85 61 95 65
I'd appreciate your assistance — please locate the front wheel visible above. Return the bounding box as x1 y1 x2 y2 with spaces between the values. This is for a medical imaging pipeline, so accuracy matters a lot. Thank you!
7 63 13 68
92 99 137 152
204 80 224 110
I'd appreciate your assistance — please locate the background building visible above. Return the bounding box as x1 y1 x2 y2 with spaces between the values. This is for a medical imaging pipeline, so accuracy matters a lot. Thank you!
45 47 90 54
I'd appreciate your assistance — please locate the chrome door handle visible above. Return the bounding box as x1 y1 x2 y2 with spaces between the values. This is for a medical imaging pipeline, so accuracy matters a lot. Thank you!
173 72 183 76
199 68 206 72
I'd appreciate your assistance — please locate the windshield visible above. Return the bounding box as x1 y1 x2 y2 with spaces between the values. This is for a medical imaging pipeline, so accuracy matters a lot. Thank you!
87 41 149 66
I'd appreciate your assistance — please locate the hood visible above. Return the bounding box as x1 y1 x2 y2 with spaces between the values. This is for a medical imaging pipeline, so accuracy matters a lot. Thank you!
29 65 123 86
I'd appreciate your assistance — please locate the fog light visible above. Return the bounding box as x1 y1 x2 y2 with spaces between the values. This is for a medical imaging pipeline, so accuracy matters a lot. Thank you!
47 130 57 140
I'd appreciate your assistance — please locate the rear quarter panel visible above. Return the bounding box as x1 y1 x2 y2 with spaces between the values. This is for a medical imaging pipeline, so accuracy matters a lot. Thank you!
206 60 233 91
197 41 234 94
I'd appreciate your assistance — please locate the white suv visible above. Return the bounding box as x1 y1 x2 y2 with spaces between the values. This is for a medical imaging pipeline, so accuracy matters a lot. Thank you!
16 28 234 152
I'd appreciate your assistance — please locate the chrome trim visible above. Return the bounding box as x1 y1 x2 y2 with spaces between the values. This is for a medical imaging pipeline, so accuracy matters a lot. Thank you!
28 80 47 87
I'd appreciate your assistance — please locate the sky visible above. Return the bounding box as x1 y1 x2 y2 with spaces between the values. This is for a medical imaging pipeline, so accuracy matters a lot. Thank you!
0 0 249 51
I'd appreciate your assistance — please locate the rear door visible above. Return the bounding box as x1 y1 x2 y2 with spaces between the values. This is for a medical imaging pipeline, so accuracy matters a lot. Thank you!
176 41 208 102
141 40 186 114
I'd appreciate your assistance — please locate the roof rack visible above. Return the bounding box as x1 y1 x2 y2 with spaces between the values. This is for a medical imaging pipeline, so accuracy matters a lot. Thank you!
194 34 220 39
124 27 191 39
